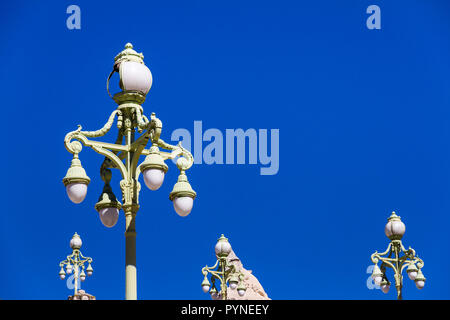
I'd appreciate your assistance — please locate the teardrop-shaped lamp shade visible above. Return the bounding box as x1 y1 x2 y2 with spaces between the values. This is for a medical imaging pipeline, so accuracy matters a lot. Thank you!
99 207 119 228
120 61 152 94
373 276 382 285
143 168 165 191
408 271 418 280
66 265 73 274
66 183 88 204
173 196 194 217
202 285 210 293
416 280 425 289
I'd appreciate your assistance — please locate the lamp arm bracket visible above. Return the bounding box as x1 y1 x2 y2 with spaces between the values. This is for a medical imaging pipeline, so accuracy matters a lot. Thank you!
130 123 155 175
59 259 69 267
60 251 78 267
91 145 128 180
415 257 424 269
371 243 392 264
208 270 224 283
148 112 162 143
400 259 417 274
371 254 379 264
380 242 393 256
80 110 121 138
379 257 398 274
224 264 238 281
65 129 128 157
401 245 416 258
101 132 125 173
64 125 128 179
202 260 220 275
77 251 93 265
157 139 194 171
134 106 149 133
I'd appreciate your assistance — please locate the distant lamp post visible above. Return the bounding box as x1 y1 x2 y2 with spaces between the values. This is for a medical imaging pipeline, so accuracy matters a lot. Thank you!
369 212 426 300
62 43 196 300
58 233 93 296
201 235 246 300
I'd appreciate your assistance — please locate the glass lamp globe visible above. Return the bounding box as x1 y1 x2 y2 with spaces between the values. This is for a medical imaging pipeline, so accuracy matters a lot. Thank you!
173 196 194 217
229 274 239 290
407 263 418 280
415 279 425 289
373 275 382 285
70 233 82 250
202 285 210 293
66 264 73 274
380 280 390 294
66 183 88 204
237 281 246 297
59 268 66 280
99 207 119 228
384 212 406 240
414 270 426 289
210 287 219 300
408 270 418 281
80 270 86 282
215 234 232 258
119 61 152 95
141 149 168 191
63 155 90 204
371 264 383 285
201 277 211 293
86 264 93 276
143 169 165 191
169 171 196 217
95 183 121 228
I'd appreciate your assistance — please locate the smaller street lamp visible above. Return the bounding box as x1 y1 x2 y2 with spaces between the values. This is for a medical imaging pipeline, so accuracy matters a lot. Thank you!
369 212 426 300
58 233 94 296
201 234 246 300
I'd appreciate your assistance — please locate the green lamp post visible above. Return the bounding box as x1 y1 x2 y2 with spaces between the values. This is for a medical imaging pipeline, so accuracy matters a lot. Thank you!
58 233 94 296
369 212 426 300
62 43 197 300
201 235 246 300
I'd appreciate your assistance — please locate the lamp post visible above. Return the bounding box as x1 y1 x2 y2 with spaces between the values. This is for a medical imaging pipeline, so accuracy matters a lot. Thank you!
369 211 426 300
58 233 93 296
201 235 246 300
62 43 197 300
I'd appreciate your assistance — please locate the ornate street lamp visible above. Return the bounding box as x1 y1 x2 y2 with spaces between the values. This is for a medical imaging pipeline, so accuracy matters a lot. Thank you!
369 211 426 300
201 235 246 300
62 43 196 300
58 233 93 296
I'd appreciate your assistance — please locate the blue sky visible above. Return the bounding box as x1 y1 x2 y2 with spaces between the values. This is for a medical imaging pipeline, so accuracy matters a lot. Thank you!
1 0 450 299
